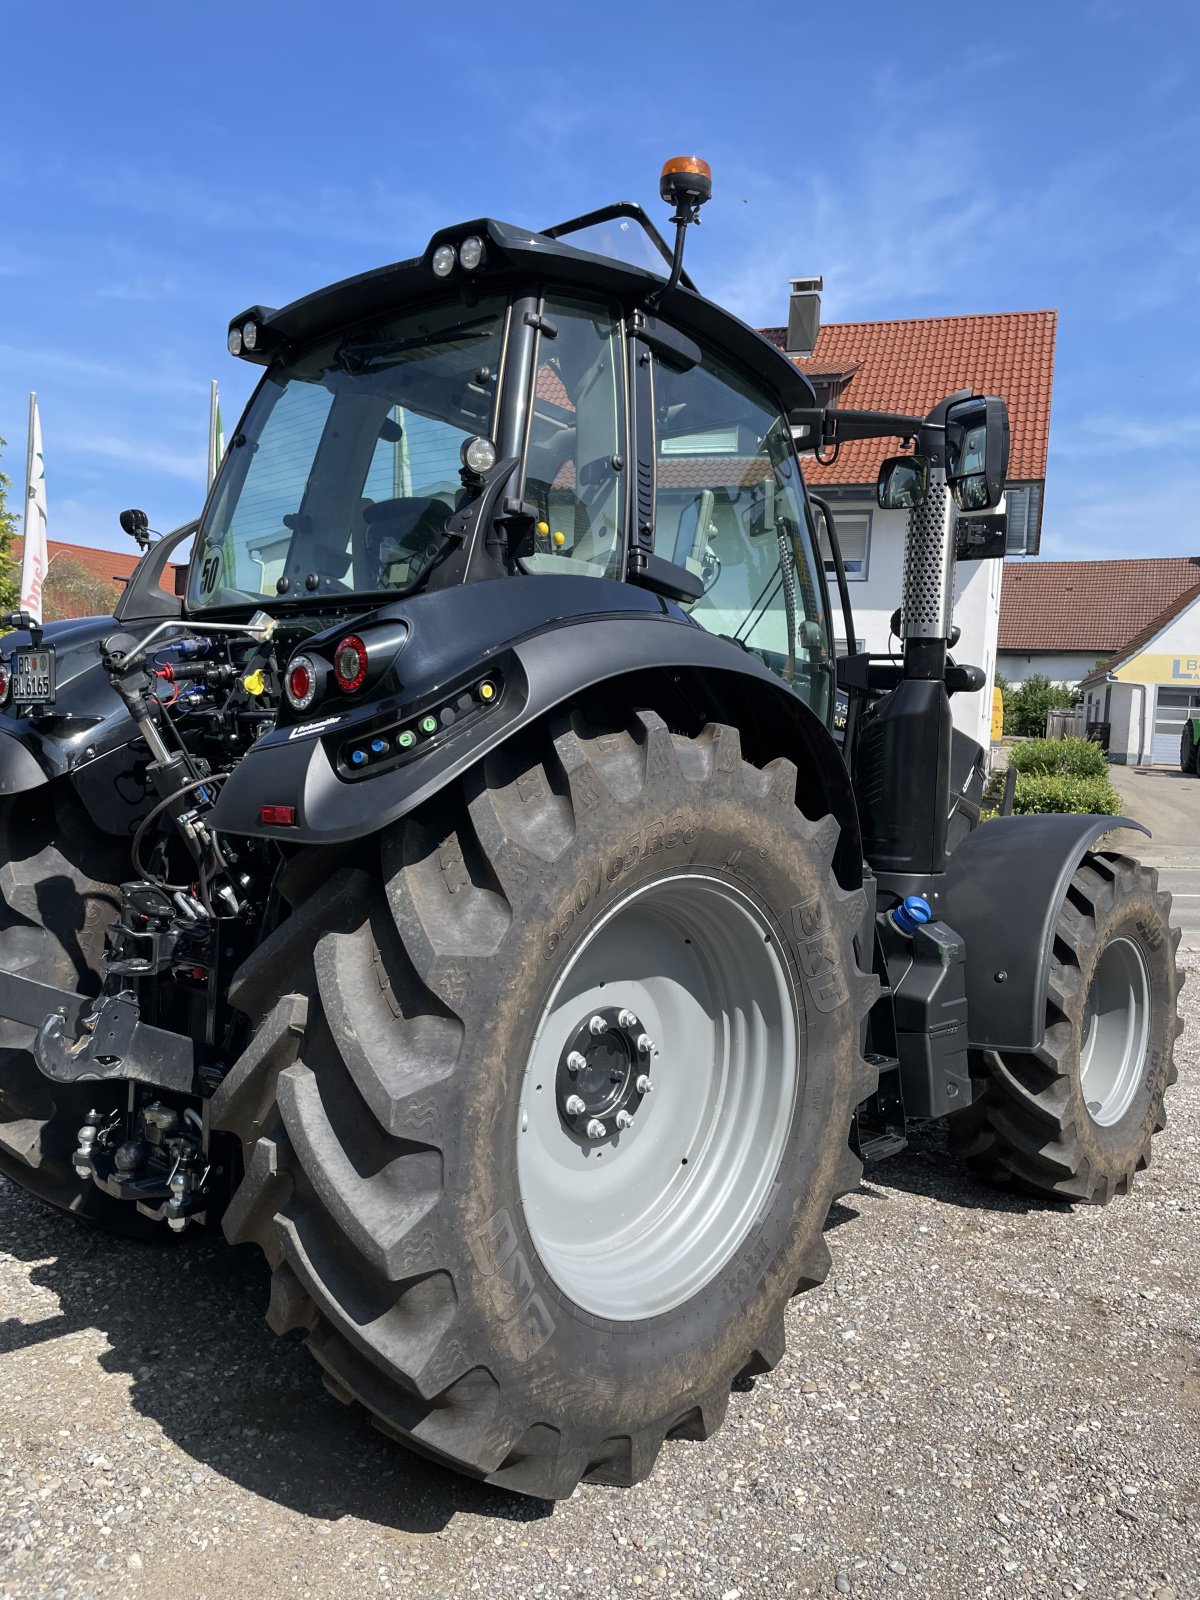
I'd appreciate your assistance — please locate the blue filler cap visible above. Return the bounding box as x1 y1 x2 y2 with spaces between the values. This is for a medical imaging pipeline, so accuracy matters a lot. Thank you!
350 749 367 767
370 738 387 754
890 895 932 936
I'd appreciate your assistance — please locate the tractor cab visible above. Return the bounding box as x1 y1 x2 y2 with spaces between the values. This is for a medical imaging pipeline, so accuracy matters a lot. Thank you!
201 162 837 724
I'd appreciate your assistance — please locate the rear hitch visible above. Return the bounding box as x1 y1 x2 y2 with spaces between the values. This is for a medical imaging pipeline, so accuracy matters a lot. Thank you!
34 989 199 1096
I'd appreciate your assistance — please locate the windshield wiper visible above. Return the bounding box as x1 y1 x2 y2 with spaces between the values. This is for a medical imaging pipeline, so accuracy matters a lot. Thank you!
337 319 497 374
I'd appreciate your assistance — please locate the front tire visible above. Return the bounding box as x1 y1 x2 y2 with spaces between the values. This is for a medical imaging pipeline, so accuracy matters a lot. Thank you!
214 709 876 1497
949 852 1183 1202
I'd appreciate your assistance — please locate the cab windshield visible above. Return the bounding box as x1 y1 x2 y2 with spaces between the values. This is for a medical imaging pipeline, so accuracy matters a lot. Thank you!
189 295 508 610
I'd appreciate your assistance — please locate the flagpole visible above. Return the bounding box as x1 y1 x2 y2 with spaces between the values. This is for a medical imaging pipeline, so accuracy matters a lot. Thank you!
23 392 35 542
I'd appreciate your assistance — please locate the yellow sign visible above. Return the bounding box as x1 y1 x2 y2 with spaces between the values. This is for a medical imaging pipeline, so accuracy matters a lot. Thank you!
991 684 1005 742
1114 652 1200 685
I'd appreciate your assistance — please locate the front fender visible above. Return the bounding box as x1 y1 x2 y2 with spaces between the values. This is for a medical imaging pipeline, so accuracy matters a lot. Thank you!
213 611 862 886
938 813 1148 1052
0 614 150 804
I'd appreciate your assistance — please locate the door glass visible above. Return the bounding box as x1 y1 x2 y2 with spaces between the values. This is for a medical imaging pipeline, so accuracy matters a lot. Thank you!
521 295 626 580
653 350 832 720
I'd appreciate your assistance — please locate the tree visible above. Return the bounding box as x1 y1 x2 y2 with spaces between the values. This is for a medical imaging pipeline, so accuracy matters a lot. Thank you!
42 556 119 621
1006 673 1081 738
0 439 22 614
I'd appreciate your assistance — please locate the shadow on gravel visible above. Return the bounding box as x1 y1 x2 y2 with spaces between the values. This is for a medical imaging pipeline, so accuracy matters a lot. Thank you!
851 1120 1068 1216
0 1181 553 1535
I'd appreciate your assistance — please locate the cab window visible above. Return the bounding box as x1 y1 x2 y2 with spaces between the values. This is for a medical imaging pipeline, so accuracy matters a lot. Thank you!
521 295 626 580
652 349 832 720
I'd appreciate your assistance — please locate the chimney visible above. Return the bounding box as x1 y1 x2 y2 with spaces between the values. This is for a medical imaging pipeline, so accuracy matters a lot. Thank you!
785 276 822 358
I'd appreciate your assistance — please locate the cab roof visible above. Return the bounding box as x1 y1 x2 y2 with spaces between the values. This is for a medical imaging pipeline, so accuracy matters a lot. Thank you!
234 214 816 412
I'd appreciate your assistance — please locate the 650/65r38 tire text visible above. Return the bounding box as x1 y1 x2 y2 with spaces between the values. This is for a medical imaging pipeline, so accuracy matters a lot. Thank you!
950 852 1183 1203
214 709 877 1498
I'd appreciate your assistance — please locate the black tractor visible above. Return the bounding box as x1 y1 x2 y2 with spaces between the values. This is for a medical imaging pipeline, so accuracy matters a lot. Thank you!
0 159 1182 1499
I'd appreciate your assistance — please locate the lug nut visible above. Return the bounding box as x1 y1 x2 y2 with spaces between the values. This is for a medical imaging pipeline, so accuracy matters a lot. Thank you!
565 1094 586 1116
589 1015 608 1035
617 1008 638 1030
566 1050 586 1074
585 1119 607 1141
636 1074 653 1094
615 1109 635 1130
636 1033 654 1055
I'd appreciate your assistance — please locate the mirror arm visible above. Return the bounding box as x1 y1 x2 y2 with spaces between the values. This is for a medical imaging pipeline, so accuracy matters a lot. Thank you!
790 406 924 449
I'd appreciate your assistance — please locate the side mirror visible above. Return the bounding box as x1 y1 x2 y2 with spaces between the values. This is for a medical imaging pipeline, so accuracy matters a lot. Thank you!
173 563 189 597
945 394 1009 512
877 455 929 511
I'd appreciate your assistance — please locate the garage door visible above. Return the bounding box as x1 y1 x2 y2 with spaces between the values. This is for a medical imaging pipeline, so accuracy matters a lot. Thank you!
1150 686 1200 765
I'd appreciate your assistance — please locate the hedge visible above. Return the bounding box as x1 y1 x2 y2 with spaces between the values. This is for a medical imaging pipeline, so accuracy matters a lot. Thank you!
1010 773 1122 816
1008 736 1109 779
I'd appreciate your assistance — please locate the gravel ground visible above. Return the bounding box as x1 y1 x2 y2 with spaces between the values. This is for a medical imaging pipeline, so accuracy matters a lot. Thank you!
1 959 1196 1600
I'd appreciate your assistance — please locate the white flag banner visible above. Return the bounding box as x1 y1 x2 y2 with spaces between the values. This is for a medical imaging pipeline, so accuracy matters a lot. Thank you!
207 379 224 490
20 393 47 623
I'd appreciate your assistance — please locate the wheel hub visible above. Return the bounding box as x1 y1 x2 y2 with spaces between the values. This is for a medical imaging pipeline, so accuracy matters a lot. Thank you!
556 1005 649 1139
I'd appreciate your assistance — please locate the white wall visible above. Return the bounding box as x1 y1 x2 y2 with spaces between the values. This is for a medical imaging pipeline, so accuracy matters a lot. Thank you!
997 650 1100 686
1081 679 1139 763
838 501 1001 751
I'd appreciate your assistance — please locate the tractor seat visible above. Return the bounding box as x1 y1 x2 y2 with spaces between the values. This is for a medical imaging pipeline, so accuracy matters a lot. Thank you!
362 496 452 588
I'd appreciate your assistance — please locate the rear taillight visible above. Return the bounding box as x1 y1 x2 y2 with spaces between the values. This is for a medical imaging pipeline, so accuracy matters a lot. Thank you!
285 654 319 711
0 662 9 704
333 635 368 693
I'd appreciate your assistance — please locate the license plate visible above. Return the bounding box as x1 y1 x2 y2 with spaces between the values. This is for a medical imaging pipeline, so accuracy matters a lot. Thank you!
11 648 55 706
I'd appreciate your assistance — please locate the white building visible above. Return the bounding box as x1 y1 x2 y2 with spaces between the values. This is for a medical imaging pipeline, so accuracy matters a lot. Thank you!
764 310 1057 751
1080 581 1200 765
998 557 1200 689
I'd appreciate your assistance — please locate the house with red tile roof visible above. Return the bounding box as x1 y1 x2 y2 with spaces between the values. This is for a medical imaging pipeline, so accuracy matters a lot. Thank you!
762 309 1057 750
10 536 178 619
1078 580 1200 766
998 557 1200 687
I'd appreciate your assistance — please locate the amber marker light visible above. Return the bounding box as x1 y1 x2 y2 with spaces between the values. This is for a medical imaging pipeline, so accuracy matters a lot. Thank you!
659 155 712 205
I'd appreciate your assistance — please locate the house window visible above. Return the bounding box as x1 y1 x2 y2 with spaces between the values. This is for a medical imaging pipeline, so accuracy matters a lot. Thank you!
1005 484 1042 555
817 509 870 581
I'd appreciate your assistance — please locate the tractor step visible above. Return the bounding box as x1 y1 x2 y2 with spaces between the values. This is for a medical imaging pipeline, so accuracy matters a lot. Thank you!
852 1053 908 1162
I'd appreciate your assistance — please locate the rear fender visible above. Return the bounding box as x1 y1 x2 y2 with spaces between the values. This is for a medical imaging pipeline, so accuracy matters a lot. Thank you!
213 612 864 889
937 813 1149 1052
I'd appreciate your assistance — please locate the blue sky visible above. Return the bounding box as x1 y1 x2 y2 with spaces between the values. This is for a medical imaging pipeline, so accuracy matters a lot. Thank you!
0 0 1196 560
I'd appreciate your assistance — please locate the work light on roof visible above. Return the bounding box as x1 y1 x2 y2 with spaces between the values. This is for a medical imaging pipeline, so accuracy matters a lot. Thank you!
459 235 485 271
227 326 242 356
241 319 259 352
431 244 457 278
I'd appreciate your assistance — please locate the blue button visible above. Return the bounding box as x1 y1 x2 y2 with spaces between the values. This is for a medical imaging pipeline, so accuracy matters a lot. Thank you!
370 738 386 754
350 749 367 766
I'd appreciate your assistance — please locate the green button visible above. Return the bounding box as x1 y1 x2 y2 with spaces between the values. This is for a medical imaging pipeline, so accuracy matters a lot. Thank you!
396 729 415 750
419 715 438 735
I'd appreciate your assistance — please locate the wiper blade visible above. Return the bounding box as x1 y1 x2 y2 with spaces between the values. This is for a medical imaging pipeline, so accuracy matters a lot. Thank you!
337 319 497 373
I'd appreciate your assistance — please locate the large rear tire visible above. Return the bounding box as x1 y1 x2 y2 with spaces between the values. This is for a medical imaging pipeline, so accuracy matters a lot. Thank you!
214 709 876 1497
0 788 163 1238
949 852 1183 1202
1180 722 1197 775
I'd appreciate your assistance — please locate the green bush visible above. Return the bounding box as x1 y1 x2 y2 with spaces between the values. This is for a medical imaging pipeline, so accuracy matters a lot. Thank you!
1011 773 1121 816
1004 674 1081 737
1009 736 1108 779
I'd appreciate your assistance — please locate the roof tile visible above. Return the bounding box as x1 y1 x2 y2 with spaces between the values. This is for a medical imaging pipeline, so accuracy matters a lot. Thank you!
999 557 1200 653
762 310 1057 486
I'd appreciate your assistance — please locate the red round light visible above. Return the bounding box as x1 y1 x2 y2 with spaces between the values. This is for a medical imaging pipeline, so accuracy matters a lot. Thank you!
0 662 9 704
284 654 319 712
333 635 368 693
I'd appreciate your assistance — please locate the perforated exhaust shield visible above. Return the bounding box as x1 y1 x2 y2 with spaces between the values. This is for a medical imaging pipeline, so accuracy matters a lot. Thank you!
901 473 956 640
